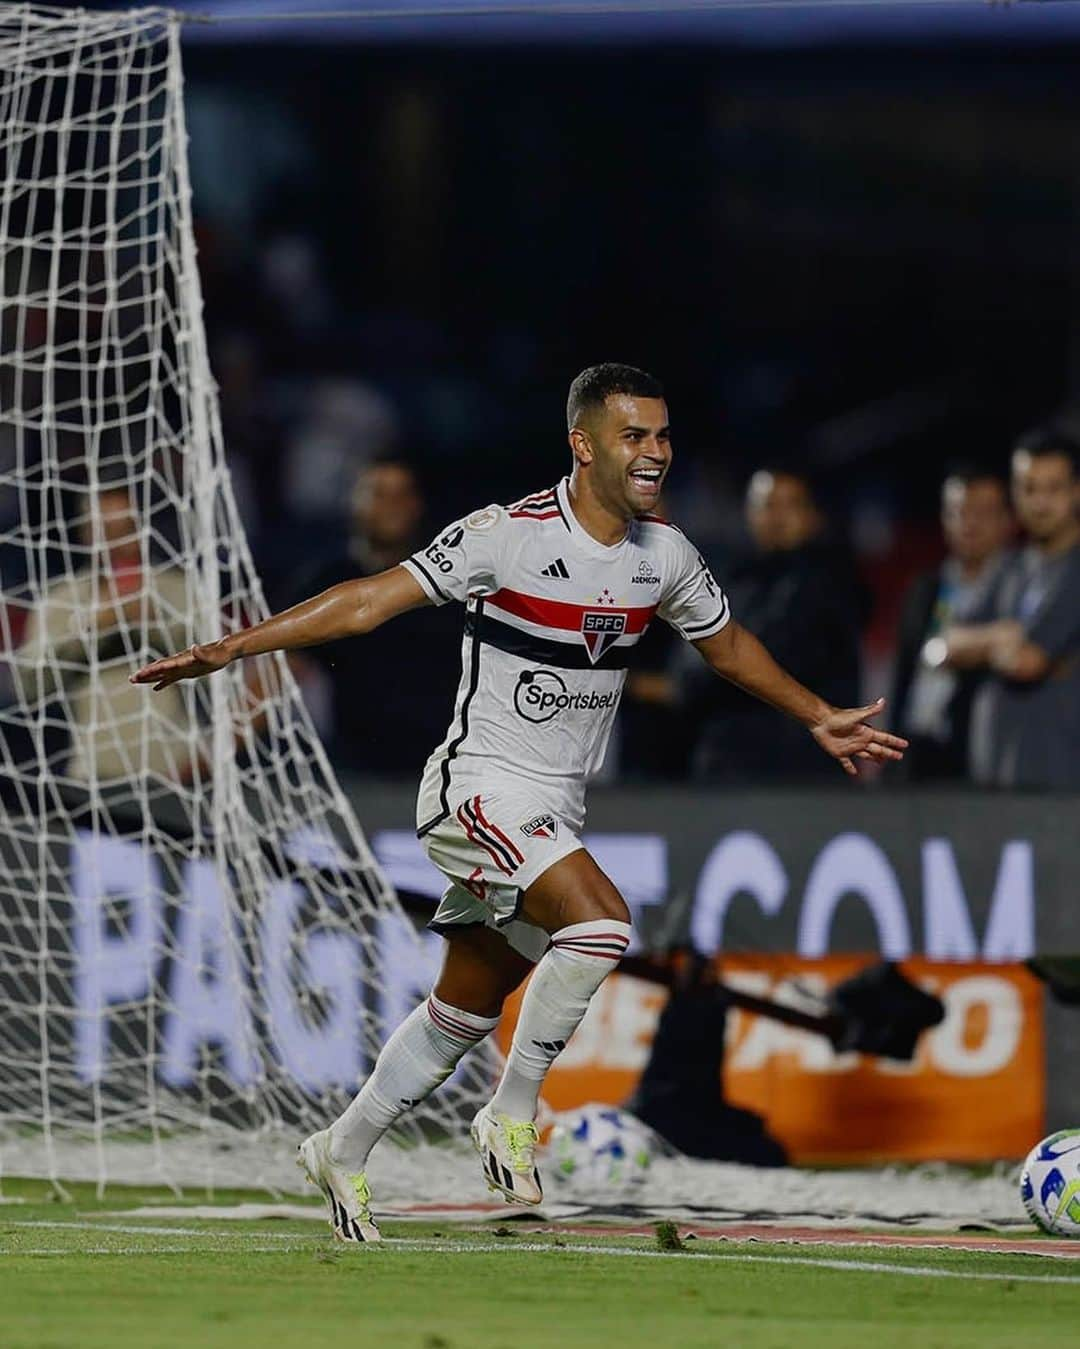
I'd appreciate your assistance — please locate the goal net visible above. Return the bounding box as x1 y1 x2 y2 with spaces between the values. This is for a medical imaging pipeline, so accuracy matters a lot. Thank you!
0 2 496 1195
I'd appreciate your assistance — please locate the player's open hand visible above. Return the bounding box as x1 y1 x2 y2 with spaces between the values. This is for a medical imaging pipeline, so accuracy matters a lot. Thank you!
130 641 231 691
810 697 908 776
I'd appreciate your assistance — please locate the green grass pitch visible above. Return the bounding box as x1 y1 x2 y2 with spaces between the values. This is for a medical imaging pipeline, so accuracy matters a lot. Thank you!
0 1179 1072 1348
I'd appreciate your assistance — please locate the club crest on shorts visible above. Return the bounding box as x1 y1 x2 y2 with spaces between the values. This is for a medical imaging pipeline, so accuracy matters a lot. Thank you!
581 610 626 663
520 812 559 840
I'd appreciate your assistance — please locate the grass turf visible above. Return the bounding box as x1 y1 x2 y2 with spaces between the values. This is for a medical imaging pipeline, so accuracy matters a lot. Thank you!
0 1180 1072 1348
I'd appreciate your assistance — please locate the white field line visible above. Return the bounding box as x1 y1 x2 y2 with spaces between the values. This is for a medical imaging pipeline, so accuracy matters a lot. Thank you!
4 1222 1080 1284
5 1246 304 1255
388 1240 1080 1284
12 1219 301 1240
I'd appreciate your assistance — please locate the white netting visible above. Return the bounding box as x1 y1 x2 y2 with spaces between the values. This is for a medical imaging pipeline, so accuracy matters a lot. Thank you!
0 1 497 1194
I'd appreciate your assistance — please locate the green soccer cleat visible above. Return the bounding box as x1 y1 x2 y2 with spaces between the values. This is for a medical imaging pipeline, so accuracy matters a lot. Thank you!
297 1128 381 1244
471 1103 543 1206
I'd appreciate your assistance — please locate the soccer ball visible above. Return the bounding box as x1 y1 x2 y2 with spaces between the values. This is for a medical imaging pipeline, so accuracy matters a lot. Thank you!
1020 1129 1080 1236
546 1104 656 1198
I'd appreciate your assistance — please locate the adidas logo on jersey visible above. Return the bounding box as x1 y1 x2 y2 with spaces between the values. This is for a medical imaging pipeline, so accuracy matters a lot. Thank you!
540 557 570 579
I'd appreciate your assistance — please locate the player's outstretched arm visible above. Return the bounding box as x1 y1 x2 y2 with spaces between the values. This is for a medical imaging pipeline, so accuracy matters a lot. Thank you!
694 620 908 776
130 565 430 692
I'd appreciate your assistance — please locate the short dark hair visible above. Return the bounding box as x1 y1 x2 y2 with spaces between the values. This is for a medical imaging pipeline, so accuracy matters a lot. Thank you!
1013 426 1080 476
566 363 664 431
359 450 423 487
941 463 1008 495
747 464 820 503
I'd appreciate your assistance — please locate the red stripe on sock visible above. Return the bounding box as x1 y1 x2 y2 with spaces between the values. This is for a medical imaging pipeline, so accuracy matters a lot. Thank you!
552 944 626 960
555 938 631 949
427 998 489 1043
553 943 630 954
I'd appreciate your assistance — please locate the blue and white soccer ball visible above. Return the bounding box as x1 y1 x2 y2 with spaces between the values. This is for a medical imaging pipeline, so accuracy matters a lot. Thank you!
1020 1129 1080 1236
546 1104 657 1198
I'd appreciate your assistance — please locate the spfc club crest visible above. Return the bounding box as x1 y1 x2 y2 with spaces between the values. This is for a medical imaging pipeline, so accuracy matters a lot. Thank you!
520 812 559 840
581 610 626 663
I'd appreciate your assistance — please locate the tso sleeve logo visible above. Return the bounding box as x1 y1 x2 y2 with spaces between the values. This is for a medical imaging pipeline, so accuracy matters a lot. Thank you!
581 611 627 663
514 670 619 722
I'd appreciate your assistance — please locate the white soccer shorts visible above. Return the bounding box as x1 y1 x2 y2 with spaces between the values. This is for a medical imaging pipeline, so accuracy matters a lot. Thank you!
421 789 583 963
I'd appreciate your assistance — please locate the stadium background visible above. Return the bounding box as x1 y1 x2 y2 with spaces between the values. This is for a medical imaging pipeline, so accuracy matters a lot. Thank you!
180 3 1080 1155
6 0 1080 1172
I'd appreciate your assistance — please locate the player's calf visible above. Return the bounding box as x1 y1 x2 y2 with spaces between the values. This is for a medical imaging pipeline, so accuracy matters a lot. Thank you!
487 916 631 1128
475 911 630 1206
491 853 633 1123
328 992 499 1175
481 850 631 1160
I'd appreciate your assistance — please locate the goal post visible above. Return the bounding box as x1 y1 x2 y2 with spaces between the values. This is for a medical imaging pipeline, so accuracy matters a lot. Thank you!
0 2 493 1195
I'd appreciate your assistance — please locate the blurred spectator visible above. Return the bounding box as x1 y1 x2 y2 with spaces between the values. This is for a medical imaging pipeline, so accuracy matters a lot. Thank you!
14 487 194 784
260 234 333 343
282 379 399 524
890 469 1012 781
287 453 460 776
940 430 1080 789
662 468 865 782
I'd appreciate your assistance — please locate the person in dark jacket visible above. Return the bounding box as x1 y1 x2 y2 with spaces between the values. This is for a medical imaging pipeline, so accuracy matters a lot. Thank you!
286 453 461 776
940 430 1080 789
891 469 1012 781
679 468 866 782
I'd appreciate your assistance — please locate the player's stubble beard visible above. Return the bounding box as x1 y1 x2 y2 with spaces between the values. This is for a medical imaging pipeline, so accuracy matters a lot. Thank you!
581 439 667 523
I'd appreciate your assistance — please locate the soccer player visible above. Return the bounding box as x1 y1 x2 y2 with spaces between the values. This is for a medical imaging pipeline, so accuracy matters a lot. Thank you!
131 363 906 1243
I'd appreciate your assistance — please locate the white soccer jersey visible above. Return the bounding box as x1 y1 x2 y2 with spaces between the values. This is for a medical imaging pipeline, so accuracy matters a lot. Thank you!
402 476 730 837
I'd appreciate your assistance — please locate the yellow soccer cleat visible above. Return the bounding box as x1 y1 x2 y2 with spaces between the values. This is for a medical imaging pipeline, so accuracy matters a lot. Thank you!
471 1104 543 1206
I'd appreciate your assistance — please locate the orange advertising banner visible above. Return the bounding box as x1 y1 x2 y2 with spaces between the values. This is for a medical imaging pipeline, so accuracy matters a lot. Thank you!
496 957 1045 1163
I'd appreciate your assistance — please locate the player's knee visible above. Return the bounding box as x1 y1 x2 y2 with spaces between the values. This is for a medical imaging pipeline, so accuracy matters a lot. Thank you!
571 877 630 928
432 972 504 1020
434 929 531 1018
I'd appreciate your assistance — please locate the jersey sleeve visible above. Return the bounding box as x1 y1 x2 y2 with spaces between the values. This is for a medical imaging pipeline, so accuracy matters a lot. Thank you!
657 532 731 641
401 504 507 605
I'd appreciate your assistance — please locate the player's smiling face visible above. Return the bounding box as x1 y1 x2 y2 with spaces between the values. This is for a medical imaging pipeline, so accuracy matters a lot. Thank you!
580 394 672 518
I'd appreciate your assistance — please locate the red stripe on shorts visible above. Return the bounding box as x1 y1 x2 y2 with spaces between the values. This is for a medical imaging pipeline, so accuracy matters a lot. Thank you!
457 802 516 877
472 796 525 865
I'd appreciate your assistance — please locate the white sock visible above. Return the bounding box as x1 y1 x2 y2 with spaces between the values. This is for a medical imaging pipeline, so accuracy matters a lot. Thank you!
488 919 631 1121
328 993 498 1171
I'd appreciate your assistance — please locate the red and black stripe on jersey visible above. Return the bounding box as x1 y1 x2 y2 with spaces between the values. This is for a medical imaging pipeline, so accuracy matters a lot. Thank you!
509 488 556 510
465 586 658 671
507 486 571 528
508 501 559 521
